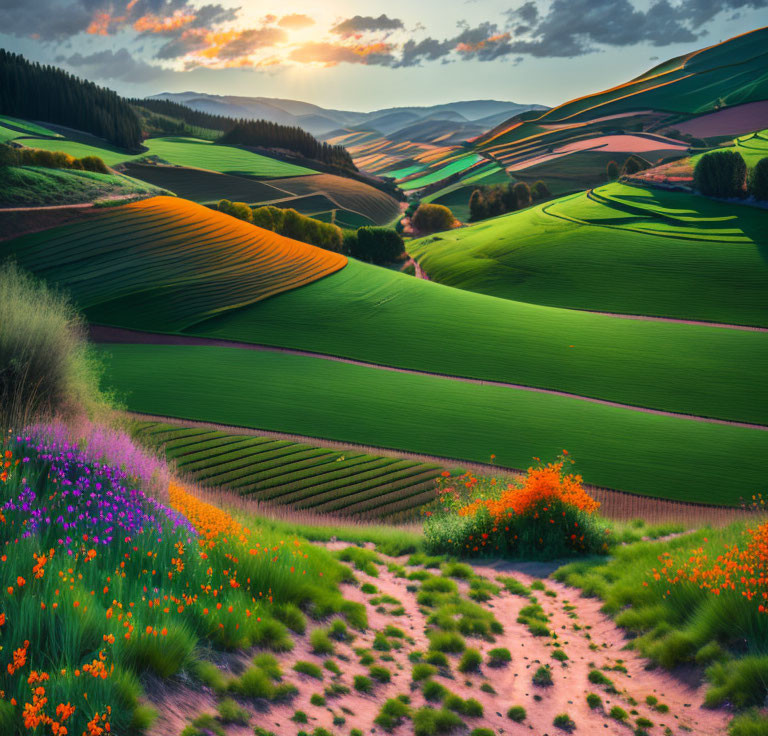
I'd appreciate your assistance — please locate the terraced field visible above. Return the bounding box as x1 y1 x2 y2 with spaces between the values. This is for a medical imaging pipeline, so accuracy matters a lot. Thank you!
14 134 315 177
0 196 346 330
99 344 767 504
410 182 768 326
133 421 443 519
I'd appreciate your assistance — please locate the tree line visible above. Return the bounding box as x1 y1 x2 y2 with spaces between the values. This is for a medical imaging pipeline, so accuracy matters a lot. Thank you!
216 199 405 264
0 49 142 150
468 180 550 222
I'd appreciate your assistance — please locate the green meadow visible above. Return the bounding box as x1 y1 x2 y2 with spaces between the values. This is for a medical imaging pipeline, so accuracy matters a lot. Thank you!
16 134 315 178
99 343 767 505
410 182 768 326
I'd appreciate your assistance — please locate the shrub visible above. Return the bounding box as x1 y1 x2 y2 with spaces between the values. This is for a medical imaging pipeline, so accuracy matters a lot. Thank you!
324 659 341 675
513 181 532 208
310 628 335 655
531 180 551 201
78 155 110 174
610 706 629 721
273 602 307 634
182 714 225 736
354 674 374 693
310 693 326 706
532 665 553 686
554 713 576 731
425 651 449 667
424 456 607 559
507 705 526 722
694 150 747 198
412 706 463 736
412 203 455 234
123 622 196 677
428 631 466 653
361 582 378 594
422 679 448 702
193 660 229 693
337 546 381 576
470 730 494 736
586 692 602 709
0 261 108 426
412 663 438 681
217 199 253 223
552 648 569 662
621 155 650 176
292 710 308 723
329 618 352 642
217 698 249 725
705 656 768 708
588 669 615 689
487 647 511 666
374 697 412 730
369 665 392 683
0 143 19 166
458 648 482 673
251 205 344 253
606 160 620 181
350 226 405 264
748 157 768 201
728 709 768 736
293 661 323 679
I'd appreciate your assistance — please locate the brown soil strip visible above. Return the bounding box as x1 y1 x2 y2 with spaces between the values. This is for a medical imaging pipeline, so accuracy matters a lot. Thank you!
563 307 768 332
128 412 760 527
93 324 768 431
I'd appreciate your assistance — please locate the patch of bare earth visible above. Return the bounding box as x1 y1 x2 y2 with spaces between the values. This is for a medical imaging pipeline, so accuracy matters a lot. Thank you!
147 547 730 735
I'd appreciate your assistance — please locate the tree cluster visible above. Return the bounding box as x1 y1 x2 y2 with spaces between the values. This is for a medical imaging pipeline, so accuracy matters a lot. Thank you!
411 203 456 234
0 49 142 150
216 199 405 264
468 180 550 222
131 98 236 133
219 121 356 172
606 156 652 181
0 142 109 173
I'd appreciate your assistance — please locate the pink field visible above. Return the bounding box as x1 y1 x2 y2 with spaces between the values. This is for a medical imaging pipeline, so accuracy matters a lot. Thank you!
556 134 688 154
669 101 768 138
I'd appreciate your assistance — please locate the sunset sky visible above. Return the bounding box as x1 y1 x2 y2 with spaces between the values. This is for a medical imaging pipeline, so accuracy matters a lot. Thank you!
0 0 765 110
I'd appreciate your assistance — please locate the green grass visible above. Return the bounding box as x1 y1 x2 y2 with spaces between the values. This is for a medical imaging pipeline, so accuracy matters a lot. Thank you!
400 154 483 191
689 129 768 170
0 115 62 138
190 257 768 425
410 182 768 327
133 421 441 520
18 135 315 177
100 343 767 504
0 165 166 207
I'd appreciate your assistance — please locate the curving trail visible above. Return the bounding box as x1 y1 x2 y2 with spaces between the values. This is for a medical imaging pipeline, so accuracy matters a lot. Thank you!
92 324 768 431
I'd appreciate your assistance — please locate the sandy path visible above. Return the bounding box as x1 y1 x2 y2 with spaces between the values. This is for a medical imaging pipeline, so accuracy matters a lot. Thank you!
92 324 767 430
147 547 731 735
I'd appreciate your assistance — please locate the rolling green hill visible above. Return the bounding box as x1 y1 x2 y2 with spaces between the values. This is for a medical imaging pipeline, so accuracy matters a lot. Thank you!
4 206 767 425
101 343 767 505
0 166 167 207
409 182 768 326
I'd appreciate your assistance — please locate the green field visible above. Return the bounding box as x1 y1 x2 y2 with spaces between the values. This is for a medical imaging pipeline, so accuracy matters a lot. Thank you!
399 154 483 191
5 201 766 423
0 115 62 138
689 128 768 169
0 166 167 207
100 344 767 505
134 421 443 519
16 134 315 178
410 182 768 327
189 258 768 425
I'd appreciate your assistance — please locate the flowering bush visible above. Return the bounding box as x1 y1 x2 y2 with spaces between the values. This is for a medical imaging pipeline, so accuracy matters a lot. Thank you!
423 454 609 559
0 428 349 734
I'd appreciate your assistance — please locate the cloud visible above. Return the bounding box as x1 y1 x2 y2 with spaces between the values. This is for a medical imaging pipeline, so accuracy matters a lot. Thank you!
504 0 768 57
277 13 315 30
63 47 167 82
330 14 404 37
289 41 397 66
215 27 287 60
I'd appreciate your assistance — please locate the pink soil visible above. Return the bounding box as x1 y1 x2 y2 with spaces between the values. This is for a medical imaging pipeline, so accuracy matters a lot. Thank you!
668 101 768 138
148 549 731 735
555 134 688 154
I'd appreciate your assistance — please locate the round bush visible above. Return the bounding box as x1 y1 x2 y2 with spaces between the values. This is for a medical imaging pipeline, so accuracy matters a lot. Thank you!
694 150 747 198
748 157 768 201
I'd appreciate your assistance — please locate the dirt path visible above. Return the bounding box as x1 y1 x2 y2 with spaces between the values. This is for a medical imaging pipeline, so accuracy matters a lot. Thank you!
93 325 768 431
0 202 98 213
147 547 731 736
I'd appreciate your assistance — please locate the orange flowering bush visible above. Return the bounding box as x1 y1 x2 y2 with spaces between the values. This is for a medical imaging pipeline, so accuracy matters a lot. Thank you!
424 453 609 559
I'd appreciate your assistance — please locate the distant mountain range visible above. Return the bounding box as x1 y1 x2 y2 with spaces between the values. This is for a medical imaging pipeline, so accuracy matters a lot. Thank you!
148 92 547 138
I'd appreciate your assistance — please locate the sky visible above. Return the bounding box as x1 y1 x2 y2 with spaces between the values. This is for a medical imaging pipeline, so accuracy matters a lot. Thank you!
0 0 765 111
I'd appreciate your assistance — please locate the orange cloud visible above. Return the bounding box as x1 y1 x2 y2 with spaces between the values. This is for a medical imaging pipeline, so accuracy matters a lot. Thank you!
133 12 195 34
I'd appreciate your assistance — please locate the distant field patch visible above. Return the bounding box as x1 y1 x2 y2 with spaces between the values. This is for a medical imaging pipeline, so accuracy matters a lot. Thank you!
100 344 767 505
134 421 442 520
399 154 483 191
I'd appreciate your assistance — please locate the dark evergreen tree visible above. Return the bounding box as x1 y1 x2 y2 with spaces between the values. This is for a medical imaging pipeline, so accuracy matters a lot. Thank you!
0 49 141 149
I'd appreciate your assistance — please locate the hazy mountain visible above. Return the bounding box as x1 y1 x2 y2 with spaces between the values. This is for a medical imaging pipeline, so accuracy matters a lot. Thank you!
149 92 546 137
